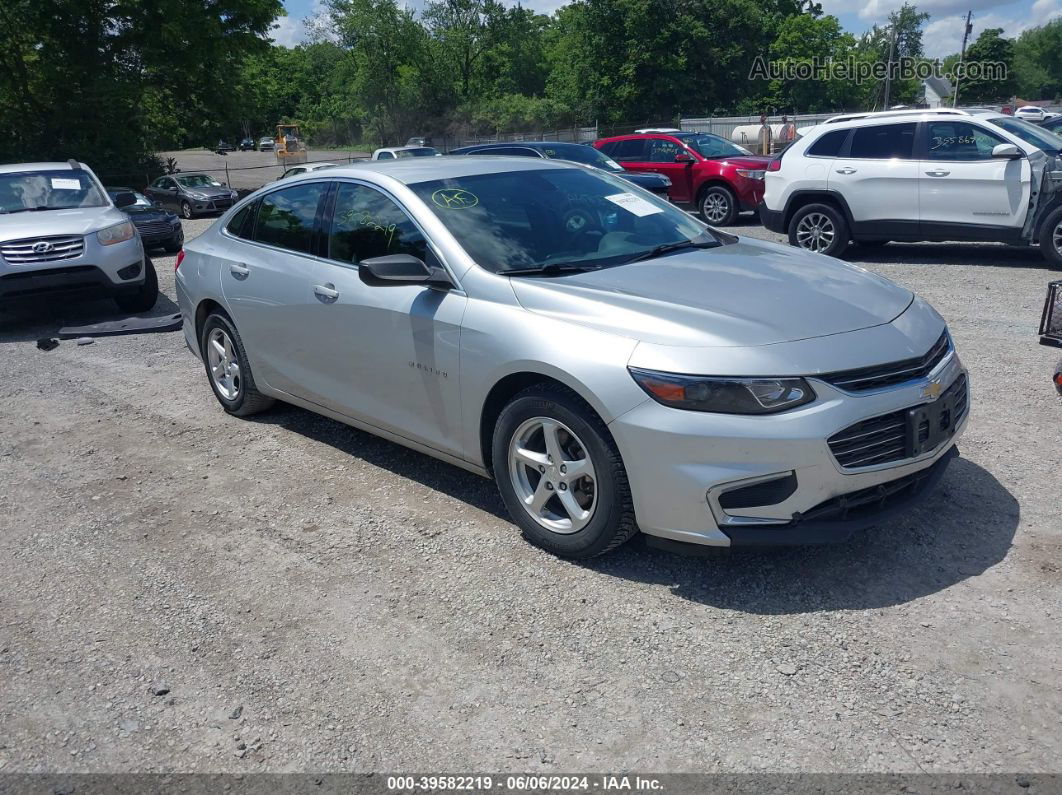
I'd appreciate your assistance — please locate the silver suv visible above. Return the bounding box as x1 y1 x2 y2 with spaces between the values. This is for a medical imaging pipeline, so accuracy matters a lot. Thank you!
0 160 158 312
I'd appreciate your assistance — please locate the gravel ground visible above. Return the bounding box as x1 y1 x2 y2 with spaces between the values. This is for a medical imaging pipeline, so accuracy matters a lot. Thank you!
0 212 1060 774
158 148 370 192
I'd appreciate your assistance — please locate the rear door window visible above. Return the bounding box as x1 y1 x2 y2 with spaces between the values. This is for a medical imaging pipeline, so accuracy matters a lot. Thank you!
847 123 916 159
252 182 327 254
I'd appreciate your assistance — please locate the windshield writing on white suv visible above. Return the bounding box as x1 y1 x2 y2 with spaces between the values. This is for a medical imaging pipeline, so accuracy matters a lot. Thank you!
0 169 106 213
409 167 713 274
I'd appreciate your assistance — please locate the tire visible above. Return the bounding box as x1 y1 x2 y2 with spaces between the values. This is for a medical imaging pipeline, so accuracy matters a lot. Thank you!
492 383 638 559
199 312 274 417
1037 205 1062 269
114 258 159 313
181 200 193 220
699 185 738 225
788 202 850 257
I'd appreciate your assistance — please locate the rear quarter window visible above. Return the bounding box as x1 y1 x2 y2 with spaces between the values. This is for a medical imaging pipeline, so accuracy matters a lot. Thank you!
807 129 849 158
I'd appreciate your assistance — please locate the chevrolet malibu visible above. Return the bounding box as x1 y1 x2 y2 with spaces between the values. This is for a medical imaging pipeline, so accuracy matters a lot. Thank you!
176 157 968 558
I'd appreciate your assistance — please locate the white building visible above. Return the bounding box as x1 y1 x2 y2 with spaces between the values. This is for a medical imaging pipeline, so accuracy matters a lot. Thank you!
923 76 954 108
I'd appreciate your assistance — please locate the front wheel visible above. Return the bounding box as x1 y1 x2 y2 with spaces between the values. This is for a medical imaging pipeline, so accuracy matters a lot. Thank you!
788 203 850 258
181 200 193 220
114 258 158 313
1038 205 1062 270
699 185 737 225
492 384 638 558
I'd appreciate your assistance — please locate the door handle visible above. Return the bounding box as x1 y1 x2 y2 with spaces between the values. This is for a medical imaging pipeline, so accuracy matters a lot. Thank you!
229 263 250 279
835 167 857 175
313 283 339 301
925 169 951 177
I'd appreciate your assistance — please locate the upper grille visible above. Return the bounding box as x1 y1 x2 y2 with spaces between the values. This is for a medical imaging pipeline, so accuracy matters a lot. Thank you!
820 331 951 392
1 235 85 264
828 374 968 469
133 219 175 237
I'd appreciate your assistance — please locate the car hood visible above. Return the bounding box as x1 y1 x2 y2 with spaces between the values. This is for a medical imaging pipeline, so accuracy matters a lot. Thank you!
509 236 913 348
715 155 772 169
619 172 670 187
0 206 129 241
182 186 232 197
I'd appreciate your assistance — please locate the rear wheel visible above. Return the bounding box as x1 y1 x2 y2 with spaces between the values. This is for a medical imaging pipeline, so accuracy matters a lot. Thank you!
788 202 849 258
114 258 158 313
199 312 274 416
492 384 638 559
699 185 737 225
1037 205 1062 270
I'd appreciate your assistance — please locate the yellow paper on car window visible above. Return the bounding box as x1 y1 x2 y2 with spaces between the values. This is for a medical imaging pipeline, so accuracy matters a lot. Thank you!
605 192 662 217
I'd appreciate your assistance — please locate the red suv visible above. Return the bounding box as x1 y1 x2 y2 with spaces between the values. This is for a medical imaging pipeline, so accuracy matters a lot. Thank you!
594 132 771 225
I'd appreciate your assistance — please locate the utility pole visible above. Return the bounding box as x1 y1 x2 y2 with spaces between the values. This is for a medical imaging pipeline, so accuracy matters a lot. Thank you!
883 23 897 109
952 10 973 107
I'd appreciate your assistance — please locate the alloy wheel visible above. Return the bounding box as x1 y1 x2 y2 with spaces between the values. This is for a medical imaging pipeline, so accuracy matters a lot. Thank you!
507 417 597 534
795 212 835 253
1053 219 1062 257
206 327 241 401
702 192 730 223
182 202 193 219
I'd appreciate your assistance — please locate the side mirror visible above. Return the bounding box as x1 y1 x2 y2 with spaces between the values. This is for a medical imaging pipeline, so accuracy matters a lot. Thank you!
992 143 1022 159
674 152 695 163
113 191 137 209
359 254 452 289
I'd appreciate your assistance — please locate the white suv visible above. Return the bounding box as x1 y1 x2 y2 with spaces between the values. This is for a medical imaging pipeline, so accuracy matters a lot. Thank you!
759 108 1062 266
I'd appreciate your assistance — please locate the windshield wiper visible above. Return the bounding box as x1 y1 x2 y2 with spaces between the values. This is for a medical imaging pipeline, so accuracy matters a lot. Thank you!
1 206 53 215
624 235 720 264
502 263 603 277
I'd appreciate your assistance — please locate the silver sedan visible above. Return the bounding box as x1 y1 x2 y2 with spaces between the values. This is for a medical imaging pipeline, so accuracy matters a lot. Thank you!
175 157 968 558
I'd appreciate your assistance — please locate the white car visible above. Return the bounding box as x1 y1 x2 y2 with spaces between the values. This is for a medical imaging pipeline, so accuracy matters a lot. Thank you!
1015 106 1050 122
759 108 1062 266
277 162 337 181
371 146 440 160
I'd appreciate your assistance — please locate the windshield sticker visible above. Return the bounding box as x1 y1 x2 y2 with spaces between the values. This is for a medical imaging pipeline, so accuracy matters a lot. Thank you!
604 158 622 169
51 178 81 190
432 189 479 209
605 192 663 217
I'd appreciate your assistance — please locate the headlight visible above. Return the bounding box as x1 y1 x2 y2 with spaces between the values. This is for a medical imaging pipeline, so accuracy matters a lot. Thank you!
629 368 815 414
96 220 135 246
659 175 672 186
736 169 766 180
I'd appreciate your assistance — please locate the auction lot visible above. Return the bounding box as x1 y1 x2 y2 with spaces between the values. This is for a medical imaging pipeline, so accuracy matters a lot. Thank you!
157 148 367 192
1 213 1060 773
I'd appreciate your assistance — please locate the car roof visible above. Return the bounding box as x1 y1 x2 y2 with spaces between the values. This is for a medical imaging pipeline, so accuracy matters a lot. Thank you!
821 108 1001 128
0 161 87 175
286 155 578 185
454 141 586 152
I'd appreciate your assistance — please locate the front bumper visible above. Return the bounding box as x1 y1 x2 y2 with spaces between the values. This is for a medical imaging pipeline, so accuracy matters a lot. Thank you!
0 235 145 302
758 201 786 233
609 351 968 547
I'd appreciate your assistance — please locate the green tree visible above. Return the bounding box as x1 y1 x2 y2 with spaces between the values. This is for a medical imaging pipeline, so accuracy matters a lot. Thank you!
955 28 1015 103
1013 20 1062 100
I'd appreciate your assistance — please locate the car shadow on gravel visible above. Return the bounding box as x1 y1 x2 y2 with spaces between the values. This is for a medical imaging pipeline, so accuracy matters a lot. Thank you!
585 456 1019 614
849 242 1048 269
247 403 509 520
0 292 181 344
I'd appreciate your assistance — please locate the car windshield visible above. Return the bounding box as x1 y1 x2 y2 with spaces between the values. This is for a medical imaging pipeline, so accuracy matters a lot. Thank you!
409 167 715 275
680 134 753 158
988 116 1062 154
540 144 625 173
176 174 223 188
107 190 153 208
0 169 107 213
396 148 438 158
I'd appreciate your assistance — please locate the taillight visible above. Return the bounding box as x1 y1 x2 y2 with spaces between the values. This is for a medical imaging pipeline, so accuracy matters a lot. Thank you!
767 157 782 172
175 249 185 272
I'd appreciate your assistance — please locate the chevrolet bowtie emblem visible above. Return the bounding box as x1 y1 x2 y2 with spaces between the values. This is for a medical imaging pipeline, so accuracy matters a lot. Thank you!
921 380 943 400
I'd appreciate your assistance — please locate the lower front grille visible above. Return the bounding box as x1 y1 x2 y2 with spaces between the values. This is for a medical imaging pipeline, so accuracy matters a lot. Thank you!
828 374 968 469
1 235 85 264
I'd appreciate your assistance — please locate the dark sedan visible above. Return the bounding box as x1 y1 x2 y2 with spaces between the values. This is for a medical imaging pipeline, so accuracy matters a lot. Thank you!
448 141 672 199
239 138 256 151
145 174 239 219
106 188 184 253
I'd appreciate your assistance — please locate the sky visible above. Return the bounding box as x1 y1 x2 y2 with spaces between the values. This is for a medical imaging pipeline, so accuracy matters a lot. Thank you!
276 0 1062 59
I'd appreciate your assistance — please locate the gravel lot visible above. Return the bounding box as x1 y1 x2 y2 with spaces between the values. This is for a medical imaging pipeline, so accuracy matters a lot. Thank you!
0 211 1060 775
157 148 369 192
